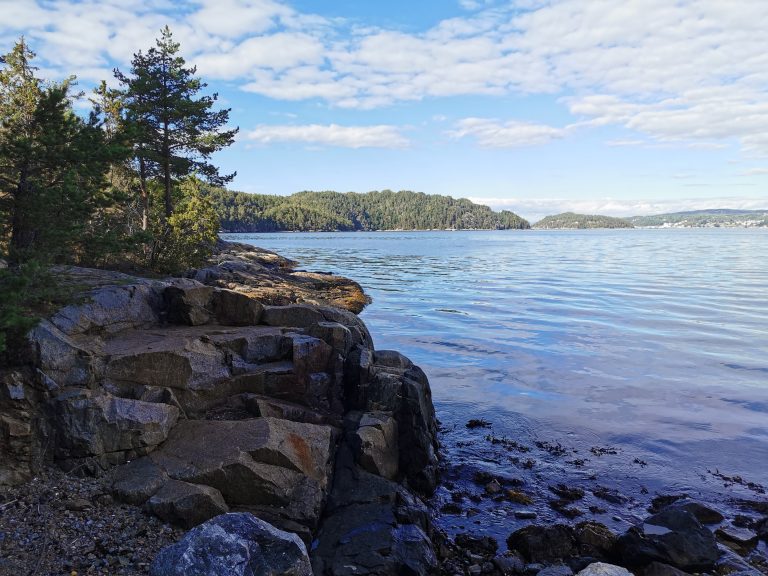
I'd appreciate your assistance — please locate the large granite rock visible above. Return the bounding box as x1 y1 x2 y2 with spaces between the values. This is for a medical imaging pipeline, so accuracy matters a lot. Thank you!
150 512 312 576
113 417 339 531
146 479 229 528
53 391 178 467
614 507 720 571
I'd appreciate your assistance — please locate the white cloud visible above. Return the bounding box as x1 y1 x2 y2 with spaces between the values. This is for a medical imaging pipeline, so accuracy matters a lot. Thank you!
244 124 410 148
448 118 569 147
741 168 768 176
469 195 768 221
4 0 768 157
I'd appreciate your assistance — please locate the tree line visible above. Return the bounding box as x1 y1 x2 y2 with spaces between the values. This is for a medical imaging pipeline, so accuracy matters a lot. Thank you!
207 188 531 232
533 212 633 229
0 27 234 354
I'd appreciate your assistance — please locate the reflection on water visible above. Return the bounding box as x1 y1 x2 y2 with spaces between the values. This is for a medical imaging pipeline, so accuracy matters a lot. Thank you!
225 229 768 528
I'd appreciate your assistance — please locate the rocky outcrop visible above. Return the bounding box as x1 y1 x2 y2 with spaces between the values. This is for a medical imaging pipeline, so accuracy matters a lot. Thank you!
188 240 370 313
4 247 439 574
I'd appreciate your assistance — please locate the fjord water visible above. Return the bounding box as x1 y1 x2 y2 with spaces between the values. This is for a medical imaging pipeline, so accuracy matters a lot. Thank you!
226 229 768 525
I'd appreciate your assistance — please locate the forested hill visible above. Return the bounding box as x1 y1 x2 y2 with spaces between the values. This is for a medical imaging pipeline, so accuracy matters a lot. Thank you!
627 209 768 228
533 212 634 229
204 189 531 232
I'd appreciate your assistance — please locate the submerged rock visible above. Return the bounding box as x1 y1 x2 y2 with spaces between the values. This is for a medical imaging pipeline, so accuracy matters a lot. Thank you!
507 524 578 563
150 512 312 576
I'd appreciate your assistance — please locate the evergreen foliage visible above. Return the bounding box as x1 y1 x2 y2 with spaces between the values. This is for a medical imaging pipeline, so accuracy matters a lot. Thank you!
114 26 238 222
533 212 633 229
206 188 530 231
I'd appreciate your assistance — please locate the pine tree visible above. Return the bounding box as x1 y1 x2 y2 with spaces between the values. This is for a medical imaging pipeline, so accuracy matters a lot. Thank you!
114 26 238 225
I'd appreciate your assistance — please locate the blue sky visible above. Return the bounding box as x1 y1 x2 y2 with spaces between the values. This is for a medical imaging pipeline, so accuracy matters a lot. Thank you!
3 0 767 221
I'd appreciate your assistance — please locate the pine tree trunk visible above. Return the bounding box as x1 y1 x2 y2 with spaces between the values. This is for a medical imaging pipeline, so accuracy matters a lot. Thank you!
163 122 172 218
139 155 148 231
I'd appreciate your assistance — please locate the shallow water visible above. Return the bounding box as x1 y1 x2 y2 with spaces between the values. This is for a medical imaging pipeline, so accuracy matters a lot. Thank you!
224 229 768 539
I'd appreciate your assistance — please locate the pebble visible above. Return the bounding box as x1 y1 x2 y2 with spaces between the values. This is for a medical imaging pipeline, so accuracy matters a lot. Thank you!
515 510 538 519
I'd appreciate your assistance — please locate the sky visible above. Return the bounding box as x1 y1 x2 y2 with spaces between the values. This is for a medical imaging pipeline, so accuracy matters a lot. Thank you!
2 0 768 221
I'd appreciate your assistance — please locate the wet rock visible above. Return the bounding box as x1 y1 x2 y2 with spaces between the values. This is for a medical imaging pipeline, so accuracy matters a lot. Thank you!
715 524 758 554
150 512 311 576
507 524 578 563
575 563 632 576
494 553 526 574
311 441 437 576
575 521 617 559
353 411 399 480
756 517 768 540
164 283 214 326
614 508 720 571
664 499 724 524
111 456 168 505
146 480 228 528
455 533 499 556
211 289 263 326
549 484 585 501
515 510 538 520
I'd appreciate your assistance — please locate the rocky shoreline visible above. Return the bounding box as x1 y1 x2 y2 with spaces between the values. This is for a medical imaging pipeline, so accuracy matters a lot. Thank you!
1 241 767 575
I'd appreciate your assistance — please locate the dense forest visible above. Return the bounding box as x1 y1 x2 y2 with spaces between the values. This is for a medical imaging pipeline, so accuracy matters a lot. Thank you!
627 209 768 228
0 29 233 354
533 212 633 229
206 189 531 231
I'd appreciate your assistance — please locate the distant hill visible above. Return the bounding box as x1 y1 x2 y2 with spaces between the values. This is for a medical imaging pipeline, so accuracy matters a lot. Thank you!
205 189 531 232
628 209 768 228
533 212 634 229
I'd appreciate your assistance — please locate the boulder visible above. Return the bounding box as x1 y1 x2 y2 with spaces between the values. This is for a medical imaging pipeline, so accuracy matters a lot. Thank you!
576 521 617 559
576 563 632 576
150 512 312 576
111 456 168 505
614 508 720 571
353 411 399 480
146 480 229 528
105 331 231 409
664 499 724 524
211 289 263 326
49 280 161 336
54 391 179 461
147 417 336 529
31 321 99 388
507 524 578 563
164 283 214 326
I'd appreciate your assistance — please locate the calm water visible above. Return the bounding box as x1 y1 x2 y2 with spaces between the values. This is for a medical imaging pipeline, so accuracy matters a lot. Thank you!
224 229 768 535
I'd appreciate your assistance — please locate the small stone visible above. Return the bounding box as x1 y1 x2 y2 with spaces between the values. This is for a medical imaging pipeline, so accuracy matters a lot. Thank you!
486 480 502 495
494 553 525 574
469 564 483 576
515 510 538 520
